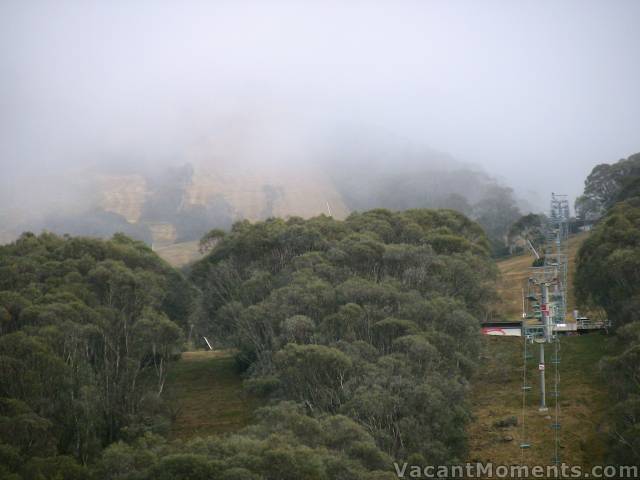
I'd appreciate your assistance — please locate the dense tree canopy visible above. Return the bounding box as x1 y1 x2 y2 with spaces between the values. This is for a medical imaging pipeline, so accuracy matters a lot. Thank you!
471 185 521 256
0 208 497 478
576 167 640 465
330 159 523 257
506 213 545 255
0 233 194 477
575 152 640 222
191 208 497 465
93 403 396 480
576 199 640 328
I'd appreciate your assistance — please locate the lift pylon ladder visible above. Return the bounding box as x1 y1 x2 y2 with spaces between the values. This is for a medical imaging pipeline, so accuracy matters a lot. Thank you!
520 332 532 456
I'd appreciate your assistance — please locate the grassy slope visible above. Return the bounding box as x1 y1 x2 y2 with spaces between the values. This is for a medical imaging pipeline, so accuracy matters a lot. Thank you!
493 232 589 320
155 240 204 268
165 351 256 440
468 232 612 466
468 335 611 466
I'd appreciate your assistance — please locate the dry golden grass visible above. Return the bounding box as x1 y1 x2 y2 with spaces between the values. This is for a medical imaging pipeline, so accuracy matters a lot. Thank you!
184 161 349 222
155 241 204 268
98 174 148 223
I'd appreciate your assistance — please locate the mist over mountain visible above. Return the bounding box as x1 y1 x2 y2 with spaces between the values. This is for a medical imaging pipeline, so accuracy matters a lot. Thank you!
0 0 636 260
3 0 639 243
0 120 525 258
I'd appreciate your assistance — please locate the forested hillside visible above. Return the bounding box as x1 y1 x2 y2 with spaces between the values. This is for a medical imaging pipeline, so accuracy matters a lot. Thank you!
5 178 637 477
575 155 640 464
325 141 524 257
0 208 497 479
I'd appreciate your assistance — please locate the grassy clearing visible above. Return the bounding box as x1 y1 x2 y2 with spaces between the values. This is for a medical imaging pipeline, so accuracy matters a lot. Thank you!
165 350 257 440
155 240 204 268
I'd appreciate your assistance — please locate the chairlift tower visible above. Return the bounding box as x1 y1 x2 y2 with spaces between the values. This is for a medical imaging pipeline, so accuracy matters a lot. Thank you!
520 193 569 464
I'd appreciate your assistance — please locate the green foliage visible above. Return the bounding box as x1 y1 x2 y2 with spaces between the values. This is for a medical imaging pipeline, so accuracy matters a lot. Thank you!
327 153 521 256
22 455 91 480
472 185 521 256
616 176 640 203
0 233 194 475
576 199 640 327
275 344 352 411
198 228 226 254
575 152 640 222
575 164 640 465
192 209 496 464
148 454 216 480
1 209 497 476
92 405 395 480
0 398 56 458
598 323 640 465
507 213 545 254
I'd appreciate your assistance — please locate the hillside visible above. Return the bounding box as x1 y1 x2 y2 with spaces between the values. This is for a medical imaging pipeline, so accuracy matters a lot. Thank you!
154 241 205 268
467 335 610 466
0 133 526 267
493 232 590 320
468 231 612 466
161 231 612 463
99 162 349 248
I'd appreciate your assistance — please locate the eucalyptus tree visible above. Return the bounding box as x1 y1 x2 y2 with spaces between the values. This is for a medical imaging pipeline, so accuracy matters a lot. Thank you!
192 208 496 464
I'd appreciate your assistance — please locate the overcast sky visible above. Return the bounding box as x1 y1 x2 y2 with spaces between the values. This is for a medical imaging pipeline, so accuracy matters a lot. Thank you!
1 0 639 210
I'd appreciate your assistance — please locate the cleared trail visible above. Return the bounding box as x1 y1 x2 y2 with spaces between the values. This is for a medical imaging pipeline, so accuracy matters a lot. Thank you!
467 335 610 466
165 350 256 440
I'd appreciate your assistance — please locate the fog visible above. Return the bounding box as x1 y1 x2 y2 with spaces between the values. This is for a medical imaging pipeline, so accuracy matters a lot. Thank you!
2 0 639 233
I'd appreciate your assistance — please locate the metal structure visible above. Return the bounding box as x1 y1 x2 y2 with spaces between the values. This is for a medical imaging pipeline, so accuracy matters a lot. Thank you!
520 193 569 464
